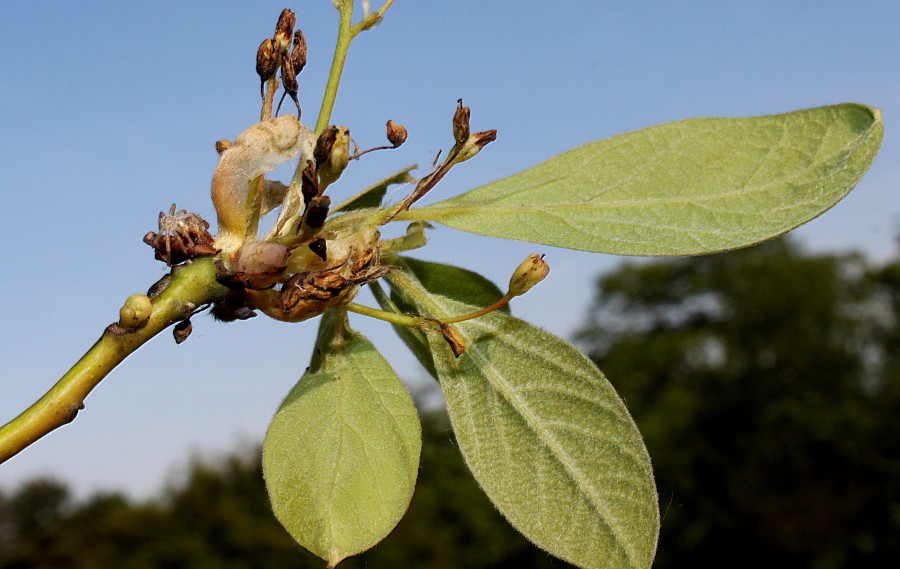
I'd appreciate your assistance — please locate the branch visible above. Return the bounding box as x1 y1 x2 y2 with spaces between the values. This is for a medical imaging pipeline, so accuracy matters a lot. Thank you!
0 258 227 464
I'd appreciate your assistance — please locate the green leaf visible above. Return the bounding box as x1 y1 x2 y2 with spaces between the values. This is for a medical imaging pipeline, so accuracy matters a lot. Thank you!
262 309 421 567
392 256 510 314
398 104 882 255
371 256 509 378
386 269 659 569
332 165 416 213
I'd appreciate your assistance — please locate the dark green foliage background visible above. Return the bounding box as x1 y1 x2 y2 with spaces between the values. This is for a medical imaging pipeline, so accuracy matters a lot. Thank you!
1 237 897 568
577 238 900 568
0 412 572 569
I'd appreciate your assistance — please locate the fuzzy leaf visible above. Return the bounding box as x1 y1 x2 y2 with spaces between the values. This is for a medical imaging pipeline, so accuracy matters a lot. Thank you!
262 309 421 567
398 104 882 255
332 165 416 213
371 256 509 377
386 269 659 569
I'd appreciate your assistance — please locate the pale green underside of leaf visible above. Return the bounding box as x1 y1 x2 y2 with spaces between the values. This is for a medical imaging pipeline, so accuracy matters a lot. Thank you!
262 310 421 567
398 104 882 255
371 256 509 378
332 165 416 213
386 269 659 569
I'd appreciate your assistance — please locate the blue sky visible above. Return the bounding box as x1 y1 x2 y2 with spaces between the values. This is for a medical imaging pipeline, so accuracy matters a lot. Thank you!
1 1 898 498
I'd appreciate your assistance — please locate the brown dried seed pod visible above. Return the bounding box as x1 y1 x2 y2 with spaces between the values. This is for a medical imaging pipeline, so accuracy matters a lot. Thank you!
301 161 318 205
386 120 408 148
145 205 217 265
303 196 331 231
314 126 337 167
273 9 295 53
291 29 307 74
439 322 466 357
308 238 327 261
453 99 471 145
256 38 278 82
215 139 232 156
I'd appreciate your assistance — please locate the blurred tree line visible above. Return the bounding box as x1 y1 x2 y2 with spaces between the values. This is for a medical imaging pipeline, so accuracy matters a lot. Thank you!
1 237 898 568
578 237 900 568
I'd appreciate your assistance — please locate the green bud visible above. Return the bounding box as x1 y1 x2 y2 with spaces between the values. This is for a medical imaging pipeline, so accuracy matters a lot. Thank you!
507 254 549 297
119 294 153 328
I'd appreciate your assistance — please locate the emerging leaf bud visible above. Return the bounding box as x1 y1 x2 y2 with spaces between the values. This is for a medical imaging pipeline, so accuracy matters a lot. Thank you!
291 29 307 75
386 120 408 148
119 294 153 328
273 9 295 54
507 254 549 297
453 99 470 145
255 38 278 82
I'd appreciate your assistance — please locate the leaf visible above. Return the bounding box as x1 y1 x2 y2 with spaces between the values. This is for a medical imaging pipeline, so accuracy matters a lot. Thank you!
398 104 883 255
393 256 510 314
371 256 509 377
332 165 416 213
386 269 659 569
262 309 421 567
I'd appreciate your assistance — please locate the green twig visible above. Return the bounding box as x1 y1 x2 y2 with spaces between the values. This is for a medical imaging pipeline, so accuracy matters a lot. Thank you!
345 302 421 327
314 0 396 135
314 2 354 135
0 258 227 465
